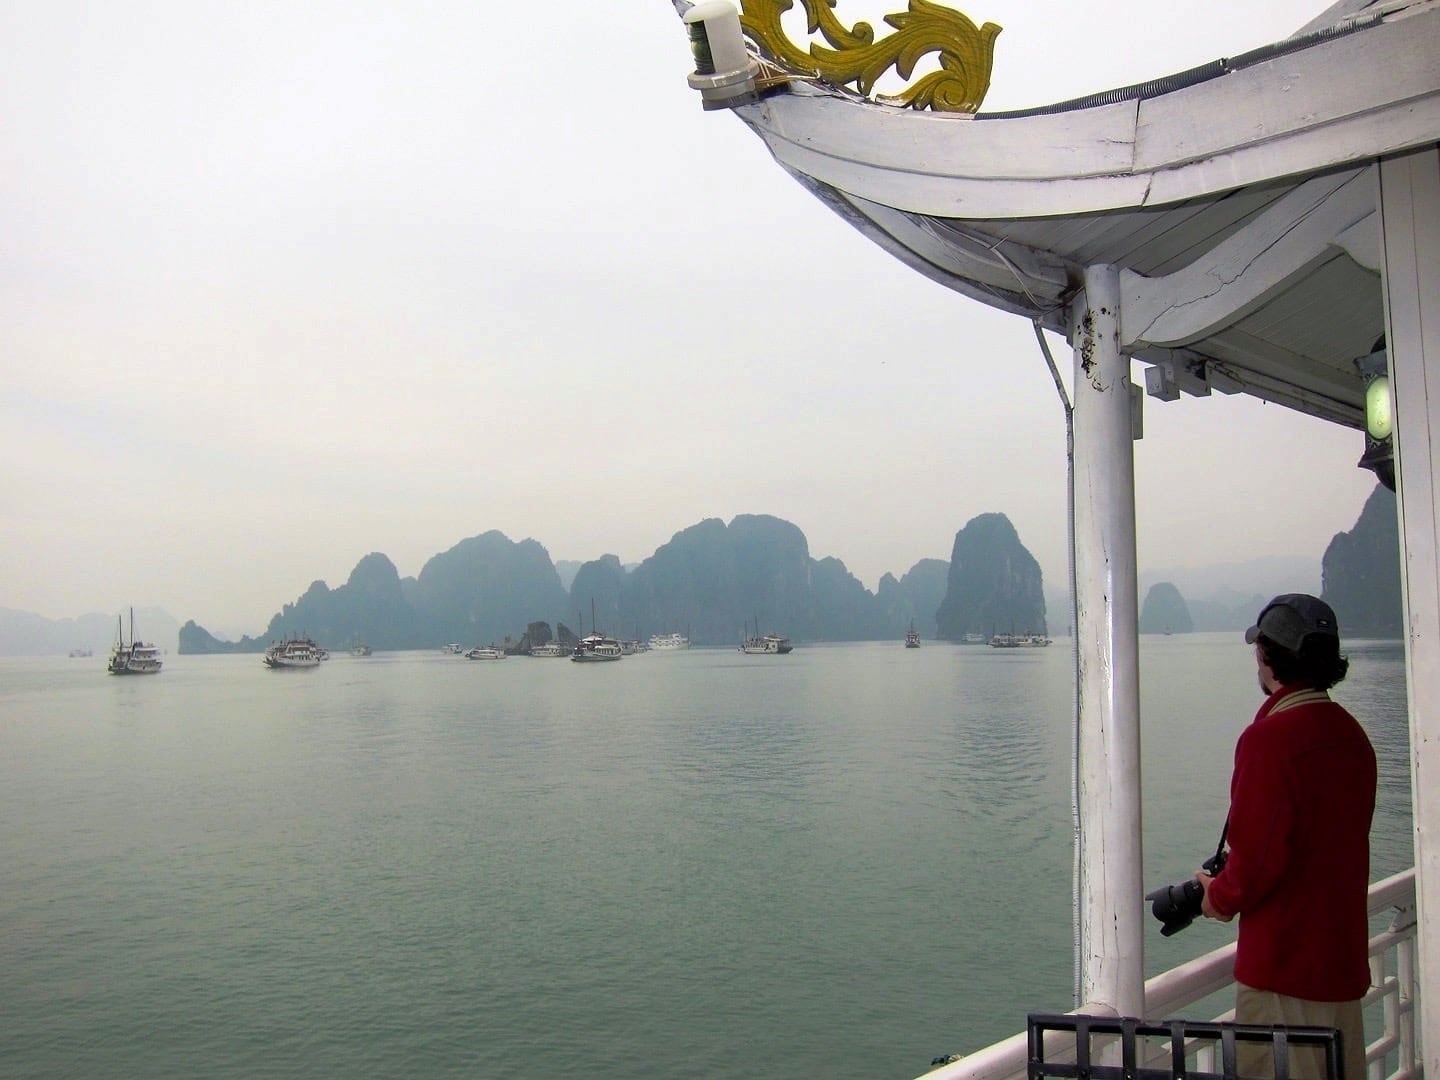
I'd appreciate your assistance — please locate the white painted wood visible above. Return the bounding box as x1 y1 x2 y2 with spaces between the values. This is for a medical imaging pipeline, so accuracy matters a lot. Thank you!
848 198 1069 298
781 169 1054 322
755 88 1142 182
1141 99 1440 208
1133 10 1439 169
755 128 1153 219
738 7 1440 219
1119 169 1375 349
1379 143 1440 1079
1333 212 1382 272
1069 266 1145 1018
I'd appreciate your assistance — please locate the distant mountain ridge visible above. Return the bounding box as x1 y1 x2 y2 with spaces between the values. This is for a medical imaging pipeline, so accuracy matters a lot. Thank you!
6 490 1401 654
181 514 931 653
0 607 180 657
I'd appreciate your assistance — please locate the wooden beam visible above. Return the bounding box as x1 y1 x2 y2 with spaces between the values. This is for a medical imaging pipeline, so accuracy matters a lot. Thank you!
1118 169 1375 348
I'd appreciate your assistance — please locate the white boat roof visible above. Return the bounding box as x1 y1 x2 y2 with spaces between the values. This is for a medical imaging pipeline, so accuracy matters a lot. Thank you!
722 0 1440 428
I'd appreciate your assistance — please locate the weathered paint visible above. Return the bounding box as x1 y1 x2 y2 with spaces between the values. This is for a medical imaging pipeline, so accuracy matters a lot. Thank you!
1070 265 1145 1018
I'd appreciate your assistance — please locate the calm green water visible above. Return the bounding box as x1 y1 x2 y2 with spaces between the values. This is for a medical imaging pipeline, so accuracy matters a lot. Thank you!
0 637 1411 1078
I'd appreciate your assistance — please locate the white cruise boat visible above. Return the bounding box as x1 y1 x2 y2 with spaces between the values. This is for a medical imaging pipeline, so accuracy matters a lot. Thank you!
441 643 463 655
988 631 1052 649
465 646 506 660
571 634 623 662
648 632 690 651
263 637 322 669
529 641 569 657
107 609 162 675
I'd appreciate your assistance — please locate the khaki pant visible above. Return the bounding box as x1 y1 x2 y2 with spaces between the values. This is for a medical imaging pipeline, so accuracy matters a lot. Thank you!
1234 983 1366 1080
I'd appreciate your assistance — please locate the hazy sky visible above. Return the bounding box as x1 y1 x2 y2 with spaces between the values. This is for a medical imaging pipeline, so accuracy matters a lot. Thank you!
2 0 1378 634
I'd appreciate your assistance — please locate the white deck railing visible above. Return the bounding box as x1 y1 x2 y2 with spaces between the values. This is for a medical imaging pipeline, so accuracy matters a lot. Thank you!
919 869 1419 1080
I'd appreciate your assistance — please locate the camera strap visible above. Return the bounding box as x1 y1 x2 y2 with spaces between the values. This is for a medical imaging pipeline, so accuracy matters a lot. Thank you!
1213 817 1229 864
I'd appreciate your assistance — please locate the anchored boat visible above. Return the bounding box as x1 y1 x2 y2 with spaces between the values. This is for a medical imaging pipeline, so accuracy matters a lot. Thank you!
107 608 162 675
263 637 322 669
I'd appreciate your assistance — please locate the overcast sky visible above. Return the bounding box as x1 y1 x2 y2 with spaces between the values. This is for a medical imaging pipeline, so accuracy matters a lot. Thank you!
2 0 1379 634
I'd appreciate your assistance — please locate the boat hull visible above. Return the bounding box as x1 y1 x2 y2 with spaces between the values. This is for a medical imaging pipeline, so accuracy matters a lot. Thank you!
740 637 792 655
108 657 162 675
572 635 624 661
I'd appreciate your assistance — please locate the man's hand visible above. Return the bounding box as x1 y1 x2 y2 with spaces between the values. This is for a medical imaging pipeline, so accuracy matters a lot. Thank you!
1196 871 1234 922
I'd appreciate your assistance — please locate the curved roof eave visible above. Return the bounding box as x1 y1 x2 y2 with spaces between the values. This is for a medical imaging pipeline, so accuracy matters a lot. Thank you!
733 5 1440 220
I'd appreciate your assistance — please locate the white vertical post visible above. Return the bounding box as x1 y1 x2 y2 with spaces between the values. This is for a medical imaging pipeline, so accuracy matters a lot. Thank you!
1070 264 1145 1017
1379 145 1440 1075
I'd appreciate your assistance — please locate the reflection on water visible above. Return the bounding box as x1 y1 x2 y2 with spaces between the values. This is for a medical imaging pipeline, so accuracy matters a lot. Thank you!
0 638 1416 1079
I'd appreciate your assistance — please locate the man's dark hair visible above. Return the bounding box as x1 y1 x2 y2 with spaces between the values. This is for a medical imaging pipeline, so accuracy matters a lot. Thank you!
1256 633 1350 690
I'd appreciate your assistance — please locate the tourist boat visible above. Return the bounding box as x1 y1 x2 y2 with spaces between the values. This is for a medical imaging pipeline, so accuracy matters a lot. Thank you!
107 608 162 675
262 637 322 669
571 634 624 662
441 643 463 655
990 631 1052 648
465 646 506 660
678 0 1439 1069
648 632 690 651
905 623 920 648
529 641 569 657
740 633 792 655
350 643 372 656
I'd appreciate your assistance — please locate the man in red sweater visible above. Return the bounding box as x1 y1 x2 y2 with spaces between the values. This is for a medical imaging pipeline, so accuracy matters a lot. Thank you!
1198 593 1377 1079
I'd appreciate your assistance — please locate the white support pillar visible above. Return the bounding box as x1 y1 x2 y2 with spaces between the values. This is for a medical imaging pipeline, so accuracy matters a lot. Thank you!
1379 144 1440 1074
1070 264 1146 1018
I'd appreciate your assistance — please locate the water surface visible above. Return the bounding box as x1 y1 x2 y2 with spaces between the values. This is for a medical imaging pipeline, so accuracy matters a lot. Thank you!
0 636 1411 1078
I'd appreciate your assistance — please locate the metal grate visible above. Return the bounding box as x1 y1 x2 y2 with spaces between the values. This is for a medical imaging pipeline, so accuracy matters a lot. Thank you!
1027 1013 1343 1080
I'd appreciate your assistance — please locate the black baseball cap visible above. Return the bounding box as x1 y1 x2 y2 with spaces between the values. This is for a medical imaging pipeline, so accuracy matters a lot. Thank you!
1244 593 1340 652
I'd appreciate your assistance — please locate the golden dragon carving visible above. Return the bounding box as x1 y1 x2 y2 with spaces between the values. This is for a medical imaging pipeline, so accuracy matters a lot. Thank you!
739 0 1001 113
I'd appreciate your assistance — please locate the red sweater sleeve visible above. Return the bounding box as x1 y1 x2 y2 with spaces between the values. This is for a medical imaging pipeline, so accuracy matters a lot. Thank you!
1206 719 1294 918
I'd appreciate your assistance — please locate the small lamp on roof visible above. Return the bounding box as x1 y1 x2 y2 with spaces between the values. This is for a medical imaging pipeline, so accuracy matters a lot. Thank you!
683 2 760 110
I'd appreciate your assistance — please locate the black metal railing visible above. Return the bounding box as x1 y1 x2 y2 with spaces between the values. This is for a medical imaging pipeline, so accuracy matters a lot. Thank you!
1027 1013 1342 1080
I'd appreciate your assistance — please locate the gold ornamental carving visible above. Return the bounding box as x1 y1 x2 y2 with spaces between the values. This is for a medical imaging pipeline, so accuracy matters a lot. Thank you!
739 0 1001 113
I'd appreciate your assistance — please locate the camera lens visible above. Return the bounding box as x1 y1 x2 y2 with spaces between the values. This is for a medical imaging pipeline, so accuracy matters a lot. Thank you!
1146 878 1204 936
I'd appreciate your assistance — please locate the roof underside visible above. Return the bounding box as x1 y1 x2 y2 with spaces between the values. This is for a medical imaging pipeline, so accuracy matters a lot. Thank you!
727 0 1440 428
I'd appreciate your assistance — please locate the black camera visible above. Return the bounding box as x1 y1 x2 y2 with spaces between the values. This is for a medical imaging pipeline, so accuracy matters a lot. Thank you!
1146 849 1227 937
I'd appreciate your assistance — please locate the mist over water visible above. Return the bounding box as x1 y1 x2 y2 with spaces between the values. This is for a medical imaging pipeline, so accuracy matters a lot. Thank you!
0 637 1411 1078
